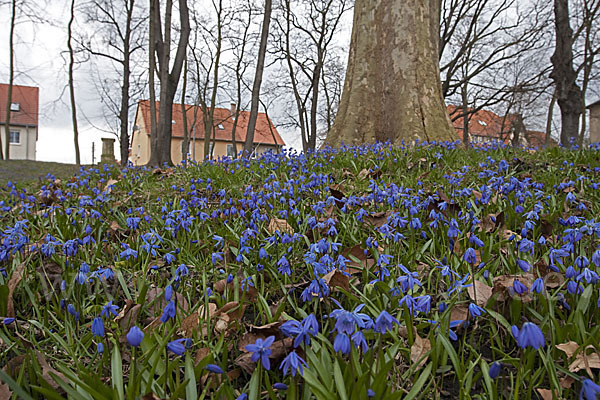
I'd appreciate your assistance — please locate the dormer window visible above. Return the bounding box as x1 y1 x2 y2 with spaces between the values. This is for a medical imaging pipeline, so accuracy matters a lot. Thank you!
10 102 20 112
218 123 225 130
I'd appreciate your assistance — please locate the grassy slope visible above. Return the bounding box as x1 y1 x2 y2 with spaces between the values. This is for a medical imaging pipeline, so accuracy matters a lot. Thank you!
0 160 81 186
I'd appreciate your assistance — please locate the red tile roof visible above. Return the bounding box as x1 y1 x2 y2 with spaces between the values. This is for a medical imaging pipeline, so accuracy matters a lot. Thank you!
136 100 285 146
447 105 515 141
0 83 39 126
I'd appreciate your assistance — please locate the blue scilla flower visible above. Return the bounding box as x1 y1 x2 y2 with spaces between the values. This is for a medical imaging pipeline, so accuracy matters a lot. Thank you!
101 300 119 318
160 300 177 323
245 336 275 370
329 302 373 335
333 332 351 354
97 342 104 354
119 245 138 260
531 278 545 294
167 338 191 356
568 280 584 295
164 285 173 302
512 322 545 349
258 248 268 259
281 314 319 348
273 383 288 390
176 264 189 277
205 364 224 374
277 255 291 275
517 259 532 272
580 378 600 399
488 362 502 379
468 303 486 318
512 280 528 295
469 234 484 248
463 248 477 264
374 310 400 333
447 219 460 238
280 351 307 377
351 331 368 353
91 317 105 337
126 326 144 347
566 265 578 279
367 389 376 397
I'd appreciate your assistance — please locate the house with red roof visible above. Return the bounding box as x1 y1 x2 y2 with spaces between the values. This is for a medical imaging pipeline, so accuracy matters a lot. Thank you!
0 83 39 160
130 100 285 165
446 105 556 147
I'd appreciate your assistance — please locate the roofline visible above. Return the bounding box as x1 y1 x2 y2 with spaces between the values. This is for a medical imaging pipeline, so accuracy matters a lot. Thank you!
0 122 38 128
587 99 600 109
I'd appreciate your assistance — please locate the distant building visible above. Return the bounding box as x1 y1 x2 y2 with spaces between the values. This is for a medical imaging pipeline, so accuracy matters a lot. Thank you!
446 105 555 147
587 99 600 143
0 83 39 160
130 100 285 165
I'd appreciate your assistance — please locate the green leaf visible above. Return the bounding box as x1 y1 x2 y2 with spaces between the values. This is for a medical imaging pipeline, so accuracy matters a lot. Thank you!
333 359 348 400
0 368 35 400
111 345 125 400
576 284 593 314
184 354 198 400
404 363 432 400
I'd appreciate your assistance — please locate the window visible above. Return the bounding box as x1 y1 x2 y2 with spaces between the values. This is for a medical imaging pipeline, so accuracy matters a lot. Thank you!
10 103 20 112
226 144 234 157
479 120 487 126
9 131 20 144
208 142 214 158
217 123 225 130
137 144 141 157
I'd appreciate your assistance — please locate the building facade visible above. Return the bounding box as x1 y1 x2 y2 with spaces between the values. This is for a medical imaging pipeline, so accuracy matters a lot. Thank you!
130 100 285 165
588 100 600 144
0 84 39 160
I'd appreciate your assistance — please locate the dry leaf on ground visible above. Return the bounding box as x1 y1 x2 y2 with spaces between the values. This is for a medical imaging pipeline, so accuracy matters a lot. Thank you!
410 334 431 368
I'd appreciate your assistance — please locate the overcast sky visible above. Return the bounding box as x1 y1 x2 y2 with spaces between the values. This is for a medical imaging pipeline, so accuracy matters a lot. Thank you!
0 0 319 164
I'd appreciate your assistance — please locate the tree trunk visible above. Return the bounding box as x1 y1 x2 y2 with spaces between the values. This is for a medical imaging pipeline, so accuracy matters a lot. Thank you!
149 0 158 158
118 0 135 167
2 0 16 160
181 58 189 162
148 0 190 166
550 0 584 147
326 0 454 147
68 0 81 165
244 0 272 154
461 81 469 146
203 0 223 160
545 91 557 146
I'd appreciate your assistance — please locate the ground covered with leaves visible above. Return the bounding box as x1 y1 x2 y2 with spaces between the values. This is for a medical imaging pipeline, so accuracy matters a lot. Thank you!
1 142 600 399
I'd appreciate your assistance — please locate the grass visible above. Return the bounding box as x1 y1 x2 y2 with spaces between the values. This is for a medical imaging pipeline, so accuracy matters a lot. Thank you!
0 160 81 187
0 141 599 399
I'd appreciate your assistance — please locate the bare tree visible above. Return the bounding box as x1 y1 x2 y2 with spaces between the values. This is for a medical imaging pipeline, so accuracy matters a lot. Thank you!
78 0 147 166
68 0 81 165
243 0 272 154
551 0 585 146
148 0 190 165
2 0 16 160
274 0 350 151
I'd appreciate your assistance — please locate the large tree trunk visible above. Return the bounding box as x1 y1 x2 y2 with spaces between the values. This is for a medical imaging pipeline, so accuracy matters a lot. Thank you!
325 0 454 147
181 58 189 163
550 0 584 147
149 0 158 158
68 0 81 165
148 0 190 166
244 0 272 154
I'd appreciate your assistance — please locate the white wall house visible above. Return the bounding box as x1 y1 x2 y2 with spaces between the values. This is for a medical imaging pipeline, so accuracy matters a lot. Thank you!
0 84 39 160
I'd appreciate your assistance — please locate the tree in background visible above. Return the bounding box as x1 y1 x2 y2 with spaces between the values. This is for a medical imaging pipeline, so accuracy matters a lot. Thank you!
78 0 147 166
67 0 81 165
148 0 190 166
326 0 455 147
243 0 272 154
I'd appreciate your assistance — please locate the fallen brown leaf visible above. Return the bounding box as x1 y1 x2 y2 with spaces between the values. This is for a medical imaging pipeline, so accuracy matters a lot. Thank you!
268 218 294 235
410 334 431 368
322 269 350 292
536 388 556 400
114 300 142 330
467 280 493 307
6 261 25 317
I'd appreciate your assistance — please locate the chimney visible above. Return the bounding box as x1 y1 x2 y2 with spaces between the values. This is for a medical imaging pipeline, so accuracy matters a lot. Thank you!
230 103 237 117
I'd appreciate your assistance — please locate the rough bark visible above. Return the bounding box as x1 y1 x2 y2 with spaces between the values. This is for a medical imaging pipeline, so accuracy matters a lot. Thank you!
148 0 190 166
326 0 455 147
244 0 272 154
68 0 81 165
550 0 584 147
